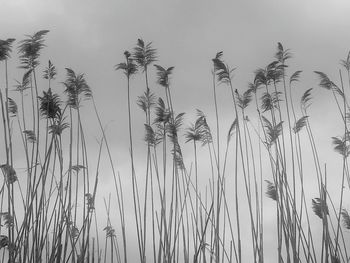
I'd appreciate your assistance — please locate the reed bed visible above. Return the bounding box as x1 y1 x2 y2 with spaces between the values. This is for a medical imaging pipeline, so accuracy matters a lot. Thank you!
0 31 350 262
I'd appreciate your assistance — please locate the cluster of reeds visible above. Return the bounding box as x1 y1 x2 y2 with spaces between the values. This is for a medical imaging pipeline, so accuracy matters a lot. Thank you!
0 30 101 262
1 31 350 262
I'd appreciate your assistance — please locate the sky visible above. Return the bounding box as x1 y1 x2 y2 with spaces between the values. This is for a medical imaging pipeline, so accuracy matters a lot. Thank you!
1 0 350 262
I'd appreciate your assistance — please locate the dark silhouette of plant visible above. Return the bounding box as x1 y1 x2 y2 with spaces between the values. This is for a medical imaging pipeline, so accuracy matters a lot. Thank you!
133 39 156 90
38 88 61 119
0 212 14 227
312 198 329 219
254 62 278 87
154 65 174 88
137 89 156 114
0 164 17 184
43 60 57 80
185 120 203 252
185 123 202 143
275 42 292 64
314 71 337 90
167 112 185 138
103 225 116 239
293 116 308 133
167 112 185 169
196 110 212 146
14 70 32 93
14 70 33 137
154 98 170 124
115 51 137 77
43 60 57 89
332 135 350 157
0 38 15 61
133 39 158 260
236 89 252 109
212 53 235 84
144 124 161 147
154 64 175 113
314 71 345 124
301 88 313 111
211 53 223 238
261 91 282 112
212 51 223 71
341 209 350 229
63 68 92 109
0 38 15 162
133 39 157 71
115 50 141 263
271 61 285 85
23 130 36 143
261 116 283 147
247 80 260 94
7 98 17 117
49 117 69 136
133 40 158 260
154 62 177 157
0 39 18 263
289 70 302 85
18 30 49 69
0 235 8 249
227 118 238 143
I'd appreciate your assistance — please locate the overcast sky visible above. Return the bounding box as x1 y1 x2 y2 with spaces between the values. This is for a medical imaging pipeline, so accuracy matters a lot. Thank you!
1 0 350 158
2 0 350 262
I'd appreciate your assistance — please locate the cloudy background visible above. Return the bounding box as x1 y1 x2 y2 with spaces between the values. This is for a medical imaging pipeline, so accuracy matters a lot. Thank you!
1 0 350 262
